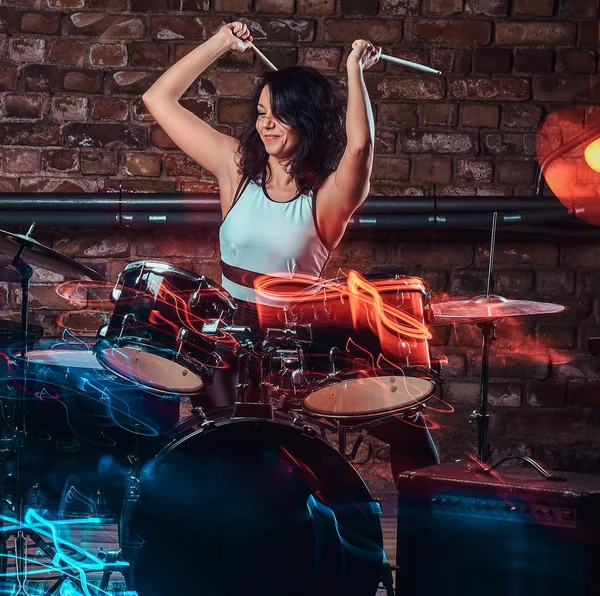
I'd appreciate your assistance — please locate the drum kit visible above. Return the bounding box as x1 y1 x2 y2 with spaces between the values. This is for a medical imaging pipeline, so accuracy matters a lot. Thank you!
0 223 565 596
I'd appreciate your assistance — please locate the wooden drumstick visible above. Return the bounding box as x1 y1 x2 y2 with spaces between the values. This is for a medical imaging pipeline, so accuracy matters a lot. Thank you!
379 54 442 75
249 41 278 71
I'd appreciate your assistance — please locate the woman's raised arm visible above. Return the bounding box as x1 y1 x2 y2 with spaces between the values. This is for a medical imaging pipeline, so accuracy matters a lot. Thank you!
142 23 253 196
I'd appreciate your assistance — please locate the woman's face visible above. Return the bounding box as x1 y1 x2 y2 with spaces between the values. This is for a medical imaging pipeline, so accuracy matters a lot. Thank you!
255 85 300 160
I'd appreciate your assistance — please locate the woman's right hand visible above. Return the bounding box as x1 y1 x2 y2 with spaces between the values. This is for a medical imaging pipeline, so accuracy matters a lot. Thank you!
217 22 253 53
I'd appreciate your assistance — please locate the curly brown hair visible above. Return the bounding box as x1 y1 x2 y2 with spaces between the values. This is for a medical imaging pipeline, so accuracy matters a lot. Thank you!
236 66 345 196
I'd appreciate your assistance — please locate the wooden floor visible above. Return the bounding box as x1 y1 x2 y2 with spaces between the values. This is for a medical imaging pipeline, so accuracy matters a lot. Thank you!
2 496 398 593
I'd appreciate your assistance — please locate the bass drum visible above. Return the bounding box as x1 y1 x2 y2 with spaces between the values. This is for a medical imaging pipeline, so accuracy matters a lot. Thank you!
121 410 384 596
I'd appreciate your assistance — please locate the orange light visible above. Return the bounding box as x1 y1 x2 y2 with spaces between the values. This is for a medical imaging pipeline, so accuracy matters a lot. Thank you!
585 137 600 173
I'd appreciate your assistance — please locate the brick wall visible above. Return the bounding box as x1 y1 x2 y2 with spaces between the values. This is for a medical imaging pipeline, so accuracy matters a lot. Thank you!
1 0 600 475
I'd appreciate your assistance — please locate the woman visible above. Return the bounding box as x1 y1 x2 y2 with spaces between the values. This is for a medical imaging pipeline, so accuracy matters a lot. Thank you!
143 22 438 478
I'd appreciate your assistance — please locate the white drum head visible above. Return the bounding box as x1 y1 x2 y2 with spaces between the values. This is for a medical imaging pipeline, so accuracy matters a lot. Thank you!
98 347 204 395
26 350 102 370
303 374 435 418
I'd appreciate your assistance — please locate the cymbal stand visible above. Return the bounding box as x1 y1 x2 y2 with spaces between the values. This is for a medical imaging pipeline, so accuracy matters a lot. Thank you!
0 224 88 595
469 213 498 463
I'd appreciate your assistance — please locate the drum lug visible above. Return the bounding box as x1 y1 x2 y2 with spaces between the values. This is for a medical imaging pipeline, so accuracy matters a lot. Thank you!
302 424 316 437
118 313 135 341
191 406 207 422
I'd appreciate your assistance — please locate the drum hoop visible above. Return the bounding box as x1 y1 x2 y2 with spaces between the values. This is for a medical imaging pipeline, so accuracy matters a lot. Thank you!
302 367 441 420
122 261 202 283
95 338 209 395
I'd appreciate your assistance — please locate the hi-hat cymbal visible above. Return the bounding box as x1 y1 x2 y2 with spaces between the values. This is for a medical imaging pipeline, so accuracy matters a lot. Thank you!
0 229 104 281
432 294 565 321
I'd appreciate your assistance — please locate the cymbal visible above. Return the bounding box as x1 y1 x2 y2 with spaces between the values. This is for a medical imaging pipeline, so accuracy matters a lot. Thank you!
0 229 104 281
432 294 565 321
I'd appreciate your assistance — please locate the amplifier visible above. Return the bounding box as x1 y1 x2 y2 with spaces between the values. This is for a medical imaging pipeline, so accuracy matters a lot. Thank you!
396 461 600 596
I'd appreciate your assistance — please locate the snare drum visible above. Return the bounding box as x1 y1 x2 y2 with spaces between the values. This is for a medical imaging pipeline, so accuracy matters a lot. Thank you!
284 274 438 419
95 261 237 396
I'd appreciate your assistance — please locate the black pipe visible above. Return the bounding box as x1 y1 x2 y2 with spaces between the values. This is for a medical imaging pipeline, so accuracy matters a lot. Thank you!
0 193 562 214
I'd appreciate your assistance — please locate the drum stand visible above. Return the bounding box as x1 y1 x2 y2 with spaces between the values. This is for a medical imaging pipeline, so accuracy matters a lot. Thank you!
0 228 90 595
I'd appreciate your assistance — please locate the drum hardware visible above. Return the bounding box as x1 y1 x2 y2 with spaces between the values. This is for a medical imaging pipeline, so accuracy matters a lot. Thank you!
434 214 565 463
0 223 106 594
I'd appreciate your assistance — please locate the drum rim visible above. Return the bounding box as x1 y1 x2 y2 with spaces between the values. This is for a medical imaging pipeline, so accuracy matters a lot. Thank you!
121 260 202 283
302 367 440 419
95 338 208 395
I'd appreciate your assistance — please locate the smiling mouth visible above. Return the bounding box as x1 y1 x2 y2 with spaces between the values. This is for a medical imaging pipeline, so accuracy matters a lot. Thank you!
263 135 280 141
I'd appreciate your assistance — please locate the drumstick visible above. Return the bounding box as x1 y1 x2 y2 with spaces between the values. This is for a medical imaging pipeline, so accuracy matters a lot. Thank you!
249 41 278 71
380 54 442 75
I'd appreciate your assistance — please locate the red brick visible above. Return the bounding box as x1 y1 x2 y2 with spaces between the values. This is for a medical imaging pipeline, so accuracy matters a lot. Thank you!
66 14 145 38
179 179 219 193
559 0 598 17
163 153 204 177
8 37 45 63
107 71 160 95
527 383 566 407
123 152 162 177
496 22 575 45
413 19 491 44
568 381 600 407
21 11 60 34
399 242 473 267
431 48 471 74
217 98 252 124
3 94 43 118
374 129 396 154
419 103 458 126
150 16 226 40
401 130 477 154
93 97 129 121
450 77 530 101
3 148 40 173
378 103 417 126
90 43 128 67
50 39 86 65
101 178 176 193
0 124 62 146
340 0 378 14
256 0 295 13
513 0 553 16
436 184 512 197
466 0 508 16
81 151 118 175
366 76 444 100
131 0 168 10
257 46 297 70
424 0 464 14
20 177 98 193
0 66 19 91
380 0 420 15
51 97 88 121
476 242 559 266
214 0 251 9
411 156 452 183
150 124 177 149
14 285 82 311
472 48 512 73
0 177 20 191
497 160 536 185
579 21 600 45
130 42 169 67
501 105 543 130
536 270 576 296
65 123 146 149
87 0 128 8
556 49 596 74
22 64 64 92
42 149 79 172
482 133 533 156
64 70 103 93
514 49 554 74
537 324 577 350
180 98 213 120
299 47 342 71
216 48 255 70
454 159 494 183
372 157 410 180
201 71 258 97
460 105 499 128
324 19 402 43
48 0 85 7
533 77 600 102
561 245 600 268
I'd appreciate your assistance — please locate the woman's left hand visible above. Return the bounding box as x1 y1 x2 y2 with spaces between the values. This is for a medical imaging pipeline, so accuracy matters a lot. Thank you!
347 39 381 71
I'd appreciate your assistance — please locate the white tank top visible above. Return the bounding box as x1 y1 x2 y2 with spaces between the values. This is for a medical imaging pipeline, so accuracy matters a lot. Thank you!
219 177 332 305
